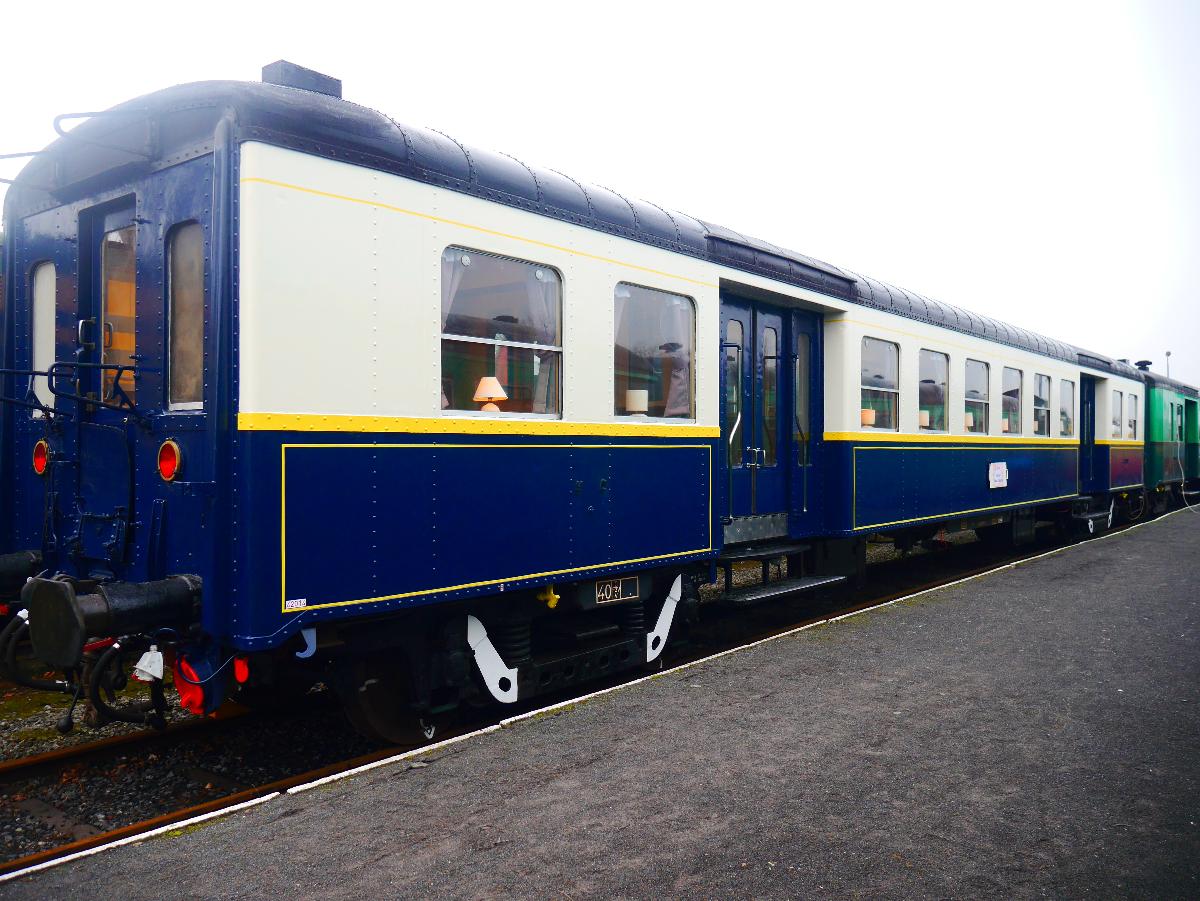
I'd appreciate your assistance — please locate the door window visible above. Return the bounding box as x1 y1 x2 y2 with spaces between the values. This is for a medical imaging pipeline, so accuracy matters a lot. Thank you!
101 226 137 402
1112 390 1123 438
794 333 810 464
31 262 56 409
762 327 778 465
725 320 744 469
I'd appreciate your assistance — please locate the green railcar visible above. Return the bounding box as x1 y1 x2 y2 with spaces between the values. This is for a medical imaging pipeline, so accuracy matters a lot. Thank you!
1143 373 1199 502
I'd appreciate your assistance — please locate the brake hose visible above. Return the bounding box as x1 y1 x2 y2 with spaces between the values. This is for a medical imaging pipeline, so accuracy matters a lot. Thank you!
0 613 72 693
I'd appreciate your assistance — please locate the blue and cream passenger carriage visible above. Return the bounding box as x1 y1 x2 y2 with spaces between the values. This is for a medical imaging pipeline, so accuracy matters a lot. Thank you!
1 62 1195 739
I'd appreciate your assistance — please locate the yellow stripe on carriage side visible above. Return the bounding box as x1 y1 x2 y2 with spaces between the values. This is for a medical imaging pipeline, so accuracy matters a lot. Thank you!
241 411 719 438
825 430 1079 446
240 177 718 290
1095 439 1145 447
279 441 714 613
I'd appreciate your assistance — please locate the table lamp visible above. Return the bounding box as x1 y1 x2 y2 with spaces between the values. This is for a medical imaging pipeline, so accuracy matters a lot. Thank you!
474 376 507 412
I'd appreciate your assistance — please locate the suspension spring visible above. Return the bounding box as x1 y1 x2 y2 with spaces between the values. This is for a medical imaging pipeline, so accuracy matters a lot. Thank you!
619 601 646 636
492 617 532 668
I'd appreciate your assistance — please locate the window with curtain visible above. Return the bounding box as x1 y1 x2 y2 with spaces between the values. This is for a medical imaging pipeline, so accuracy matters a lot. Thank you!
1002 368 1022 434
918 349 947 431
440 247 562 415
1112 390 1123 438
861 337 898 430
613 283 694 418
1033 374 1051 436
1059 379 1075 437
168 223 205 408
964 358 988 434
1127 395 1138 440
31 262 56 410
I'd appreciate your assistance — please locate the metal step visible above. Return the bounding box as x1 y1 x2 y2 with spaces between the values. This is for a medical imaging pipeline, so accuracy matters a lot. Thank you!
718 540 811 564
723 574 846 608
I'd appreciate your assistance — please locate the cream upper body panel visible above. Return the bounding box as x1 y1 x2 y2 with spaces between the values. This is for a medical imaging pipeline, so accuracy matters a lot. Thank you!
238 141 721 432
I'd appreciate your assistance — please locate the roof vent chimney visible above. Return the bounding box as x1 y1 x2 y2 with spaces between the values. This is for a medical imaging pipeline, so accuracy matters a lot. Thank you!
262 61 342 99
1135 359 1152 371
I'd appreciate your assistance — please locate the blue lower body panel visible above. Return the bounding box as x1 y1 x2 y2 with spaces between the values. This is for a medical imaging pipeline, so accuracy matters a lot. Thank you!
825 440 1079 533
229 433 715 647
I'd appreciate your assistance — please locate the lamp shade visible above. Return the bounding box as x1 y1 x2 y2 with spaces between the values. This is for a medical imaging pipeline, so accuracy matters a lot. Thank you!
625 389 649 414
473 376 508 403
860 408 876 427
919 410 931 428
964 411 974 429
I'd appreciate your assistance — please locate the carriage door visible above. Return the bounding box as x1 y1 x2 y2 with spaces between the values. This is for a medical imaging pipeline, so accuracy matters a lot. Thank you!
73 199 139 567
790 309 822 536
722 295 789 539
1079 376 1098 492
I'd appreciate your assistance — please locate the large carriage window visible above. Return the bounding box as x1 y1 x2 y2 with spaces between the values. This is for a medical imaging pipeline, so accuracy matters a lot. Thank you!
31 262 56 409
726 320 744 468
440 247 562 415
964 358 988 434
1060 379 1075 437
1002 367 1022 434
861 337 898 430
918 349 947 431
168 223 205 408
101 226 136 402
1112 390 1123 438
1127 394 1137 440
1177 403 1184 441
613 283 694 418
1033 374 1051 436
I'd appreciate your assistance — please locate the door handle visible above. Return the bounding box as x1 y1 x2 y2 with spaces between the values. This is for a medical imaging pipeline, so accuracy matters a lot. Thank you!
77 319 96 350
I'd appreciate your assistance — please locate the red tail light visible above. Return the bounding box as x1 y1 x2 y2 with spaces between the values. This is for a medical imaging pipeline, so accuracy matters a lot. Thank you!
233 656 250 684
157 440 181 481
32 440 49 476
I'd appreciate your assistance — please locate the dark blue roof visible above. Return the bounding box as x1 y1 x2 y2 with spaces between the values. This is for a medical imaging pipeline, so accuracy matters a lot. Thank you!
1 78 1161 373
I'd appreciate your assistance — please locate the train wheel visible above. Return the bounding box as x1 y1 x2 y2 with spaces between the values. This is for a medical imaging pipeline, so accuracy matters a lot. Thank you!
337 651 449 746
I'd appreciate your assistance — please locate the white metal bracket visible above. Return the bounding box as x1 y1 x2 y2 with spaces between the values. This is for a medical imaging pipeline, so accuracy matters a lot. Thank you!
646 575 682 663
466 615 520 704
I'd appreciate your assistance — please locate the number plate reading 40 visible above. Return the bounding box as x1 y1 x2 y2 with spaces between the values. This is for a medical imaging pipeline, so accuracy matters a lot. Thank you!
594 577 639 605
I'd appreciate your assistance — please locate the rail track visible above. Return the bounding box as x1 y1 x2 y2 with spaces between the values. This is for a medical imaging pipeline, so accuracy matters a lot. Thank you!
0 512 1175 881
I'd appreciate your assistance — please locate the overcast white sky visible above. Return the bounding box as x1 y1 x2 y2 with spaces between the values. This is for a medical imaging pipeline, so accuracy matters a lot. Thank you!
3 0 1197 384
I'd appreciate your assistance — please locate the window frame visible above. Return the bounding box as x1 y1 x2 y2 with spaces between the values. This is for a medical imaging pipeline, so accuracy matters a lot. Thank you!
860 336 899 431
439 245 564 418
964 358 989 435
612 281 697 421
1112 390 1123 439
166 221 206 412
917 348 948 432
1059 379 1075 437
1002 367 1023 435
1127 394 1137 440
1033 373 1051 437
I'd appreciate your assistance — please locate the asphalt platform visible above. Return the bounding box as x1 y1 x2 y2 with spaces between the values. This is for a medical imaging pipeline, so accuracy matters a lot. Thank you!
4 511 1199 899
